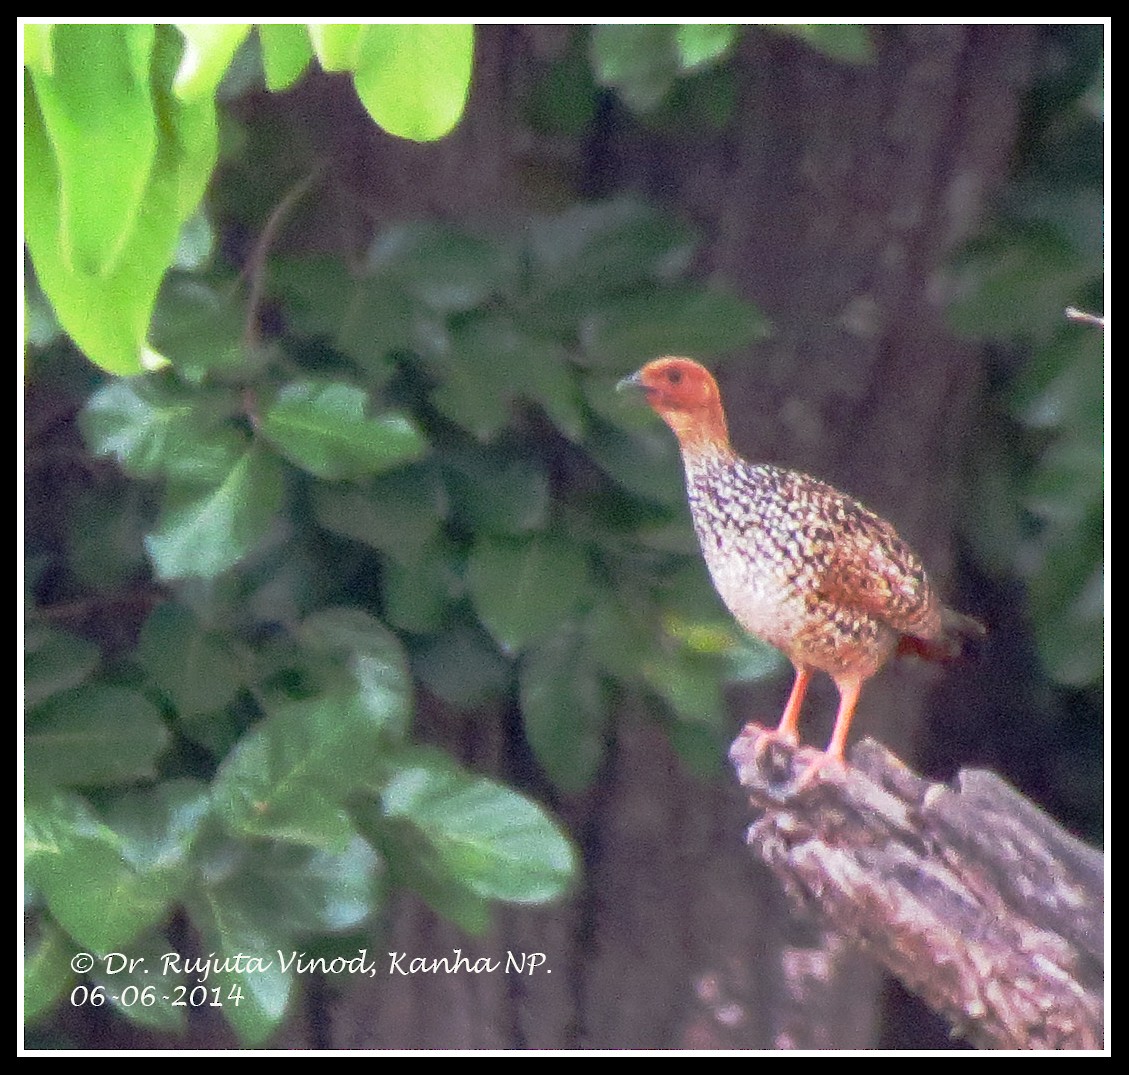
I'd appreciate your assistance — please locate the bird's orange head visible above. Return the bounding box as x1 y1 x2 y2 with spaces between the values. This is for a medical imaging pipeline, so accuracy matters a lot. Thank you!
618 357 732 454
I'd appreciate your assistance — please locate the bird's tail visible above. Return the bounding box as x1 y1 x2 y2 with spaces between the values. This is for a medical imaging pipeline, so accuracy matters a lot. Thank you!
897 607 986 664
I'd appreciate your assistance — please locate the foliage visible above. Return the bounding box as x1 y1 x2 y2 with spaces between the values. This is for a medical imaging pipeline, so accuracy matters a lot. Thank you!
23 23 474 376
948 25 1104 689
23 24 777 1045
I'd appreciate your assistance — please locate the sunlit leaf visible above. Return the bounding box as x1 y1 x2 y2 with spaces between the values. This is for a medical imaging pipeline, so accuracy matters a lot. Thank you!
353 25 474 141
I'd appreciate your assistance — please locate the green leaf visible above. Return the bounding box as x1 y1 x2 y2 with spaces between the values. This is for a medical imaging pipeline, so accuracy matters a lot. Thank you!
26 684 169 787
311 464 446 565
89 930 187 1034
214 613 411 848
584 418 686 508
520 632 608 793
1031 559 1103 687
308 24 367 72
525 199 696 307
948 225 1095 343
365 807 491 933
186 836 383 1044
66 487 150 593
24 627 100 711
381 538 461 634
137 604 244 718
213 705 355 849
380 752 576 903
590 25 680 113
150 276 249 378
185 871 294 1045
444 446 549 535
675 25 738 71
467 533 594 653
26 786 204 952
366 220 514 313
23 23 54 74
24 28 219 374
24 920 75 1023
353 25 474 141
431 315 585 441
771 24 875 64
145 448 284 579
81 377 245 483
28 25 157 277
641 646 728 727
172 24 252 101
581 286 771 368
413 623 511 708
258 25 314 91
261 380 428 480
298 608 414 736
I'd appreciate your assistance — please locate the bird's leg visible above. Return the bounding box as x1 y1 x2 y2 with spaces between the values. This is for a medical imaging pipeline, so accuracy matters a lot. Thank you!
751 664 811 772
793 675 864 785
774 664 812 743
823 674 863 763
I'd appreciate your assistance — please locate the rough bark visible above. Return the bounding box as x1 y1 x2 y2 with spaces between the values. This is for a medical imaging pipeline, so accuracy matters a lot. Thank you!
730 723 1104 1050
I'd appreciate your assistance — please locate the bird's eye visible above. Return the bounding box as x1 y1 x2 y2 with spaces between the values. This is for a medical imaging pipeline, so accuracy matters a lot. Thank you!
667 368 683 385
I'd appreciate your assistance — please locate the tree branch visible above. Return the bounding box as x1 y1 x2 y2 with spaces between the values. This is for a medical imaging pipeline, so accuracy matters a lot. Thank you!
729 724 1104 1050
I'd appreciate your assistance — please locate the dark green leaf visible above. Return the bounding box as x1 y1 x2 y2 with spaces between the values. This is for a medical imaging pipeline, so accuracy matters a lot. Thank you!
26 684 169 787
771 24 875 64
641 647 727 728
261 380 427 480
948 226 1095 342
413 623 511 708
150 276 248 378
525 199 696 304
380 752 577 902
431 315 585 441
81 377 244 483
584 419 686 508
367 221 514 313
444 447 549 535
581 286 771 368
590 25 680 112
145 448 284 579
520 632 608 793
67 485 150 592
674 24 738 71
381 539 461 634
24 627 100 711
137 604 244 717
311 464 446 564
467 533 594 653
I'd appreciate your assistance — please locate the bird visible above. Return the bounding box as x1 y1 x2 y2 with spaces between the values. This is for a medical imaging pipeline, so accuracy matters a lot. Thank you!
618 356 983 768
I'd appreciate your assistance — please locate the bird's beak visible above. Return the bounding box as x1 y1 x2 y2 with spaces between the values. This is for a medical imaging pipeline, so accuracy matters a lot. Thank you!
616 370 644 393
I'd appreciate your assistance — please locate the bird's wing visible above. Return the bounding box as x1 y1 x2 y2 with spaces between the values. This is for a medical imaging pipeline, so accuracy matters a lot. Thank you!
798 480 942 639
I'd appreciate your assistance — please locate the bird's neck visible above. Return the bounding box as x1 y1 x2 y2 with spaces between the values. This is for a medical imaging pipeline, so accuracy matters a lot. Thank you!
662 404 735 461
